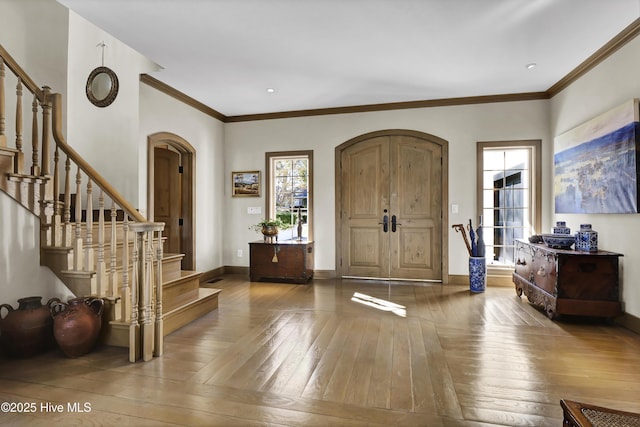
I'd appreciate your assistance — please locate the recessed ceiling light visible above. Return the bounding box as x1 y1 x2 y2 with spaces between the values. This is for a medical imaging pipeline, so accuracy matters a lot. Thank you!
526 63 537 70
266 88 275 93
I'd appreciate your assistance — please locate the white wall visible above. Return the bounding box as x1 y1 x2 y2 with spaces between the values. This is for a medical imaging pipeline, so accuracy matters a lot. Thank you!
0 192 75 305
0 0 68 97
0 0 71 305
66 11 160 205
0 0 69 172
224 99 552 274
139 85 226 272
550 35 640 318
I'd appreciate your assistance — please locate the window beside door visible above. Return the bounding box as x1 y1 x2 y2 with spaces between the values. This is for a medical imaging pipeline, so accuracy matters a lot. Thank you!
477 140 541 270
265 151 313 241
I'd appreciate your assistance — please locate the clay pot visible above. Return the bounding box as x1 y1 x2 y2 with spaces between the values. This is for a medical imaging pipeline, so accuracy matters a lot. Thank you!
0 296 60 357
51 297 104 358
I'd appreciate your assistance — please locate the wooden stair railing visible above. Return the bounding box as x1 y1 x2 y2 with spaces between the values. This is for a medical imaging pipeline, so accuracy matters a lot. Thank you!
0 44 164 362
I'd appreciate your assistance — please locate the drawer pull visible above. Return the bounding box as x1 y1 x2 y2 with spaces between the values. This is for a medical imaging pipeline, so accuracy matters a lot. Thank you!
537 266 546 277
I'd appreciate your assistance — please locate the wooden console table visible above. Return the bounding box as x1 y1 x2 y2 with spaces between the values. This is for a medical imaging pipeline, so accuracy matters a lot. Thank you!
249 240 314 284
512 239 622 319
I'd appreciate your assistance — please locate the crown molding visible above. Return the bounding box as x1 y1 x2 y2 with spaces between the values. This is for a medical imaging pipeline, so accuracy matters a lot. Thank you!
547 17 640 97
140 74 226 122
225 92 549 123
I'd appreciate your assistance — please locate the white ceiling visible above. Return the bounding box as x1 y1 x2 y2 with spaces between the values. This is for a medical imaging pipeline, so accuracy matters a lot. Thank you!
58 0 640 117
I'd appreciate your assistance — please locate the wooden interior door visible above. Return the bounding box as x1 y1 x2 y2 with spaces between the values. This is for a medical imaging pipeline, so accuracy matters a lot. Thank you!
341 136 390 278
389 135 442 279
340 134 442 280
154 147 181 256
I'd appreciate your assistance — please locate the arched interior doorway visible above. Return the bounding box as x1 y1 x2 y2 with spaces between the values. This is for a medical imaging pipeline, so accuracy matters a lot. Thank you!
335 129 449 282
147 132 196 271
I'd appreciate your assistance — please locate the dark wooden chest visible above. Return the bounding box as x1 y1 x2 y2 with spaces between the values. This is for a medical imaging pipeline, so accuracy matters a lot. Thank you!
512 240 622 319
249 240 314 284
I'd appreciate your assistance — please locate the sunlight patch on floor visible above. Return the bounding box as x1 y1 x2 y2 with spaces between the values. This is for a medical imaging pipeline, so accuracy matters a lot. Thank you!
351 292 407 317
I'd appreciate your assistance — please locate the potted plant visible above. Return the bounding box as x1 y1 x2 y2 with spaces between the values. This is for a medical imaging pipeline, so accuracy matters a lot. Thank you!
249 218 291 241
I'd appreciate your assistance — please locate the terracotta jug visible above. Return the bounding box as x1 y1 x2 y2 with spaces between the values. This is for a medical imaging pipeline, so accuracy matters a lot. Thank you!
51 297 104 358
0 296 60 358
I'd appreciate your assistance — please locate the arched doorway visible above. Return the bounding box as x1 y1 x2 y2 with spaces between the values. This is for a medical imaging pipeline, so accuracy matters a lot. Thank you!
147 132 196 270
335 129 448 282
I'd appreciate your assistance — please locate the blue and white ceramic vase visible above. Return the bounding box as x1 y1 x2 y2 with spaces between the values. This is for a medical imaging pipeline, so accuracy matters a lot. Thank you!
469 256 486 293
553 221 571 235
575 224 598 252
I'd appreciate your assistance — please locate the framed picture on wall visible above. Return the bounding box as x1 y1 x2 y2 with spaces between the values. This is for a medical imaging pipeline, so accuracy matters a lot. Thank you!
232 171 261 197
554 99 640 213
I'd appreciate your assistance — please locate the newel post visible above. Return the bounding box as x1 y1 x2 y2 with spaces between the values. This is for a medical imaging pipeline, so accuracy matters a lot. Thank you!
129 222 164 362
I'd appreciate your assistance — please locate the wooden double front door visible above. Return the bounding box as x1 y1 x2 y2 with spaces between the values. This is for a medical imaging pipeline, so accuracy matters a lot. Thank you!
339 132 444 281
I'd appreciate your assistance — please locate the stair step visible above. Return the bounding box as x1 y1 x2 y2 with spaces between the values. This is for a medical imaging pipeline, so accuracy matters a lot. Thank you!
162 253 185 281
41 246 185 297
102 287 221 348
163 270 201 312
163 287 221 335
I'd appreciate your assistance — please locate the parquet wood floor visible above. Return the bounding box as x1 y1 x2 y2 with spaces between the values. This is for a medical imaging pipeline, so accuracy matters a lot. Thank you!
1 275 639 426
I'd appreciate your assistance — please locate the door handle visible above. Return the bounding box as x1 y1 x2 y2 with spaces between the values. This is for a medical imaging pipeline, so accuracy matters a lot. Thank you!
391 215 401 232
378 215 389 232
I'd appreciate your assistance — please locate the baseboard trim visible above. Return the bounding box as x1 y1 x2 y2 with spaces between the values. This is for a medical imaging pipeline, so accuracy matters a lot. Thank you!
312 270 336 280
212 266 334 280
617 312 640 335
222 266 249 276
199 266 225 283
447 274 513 287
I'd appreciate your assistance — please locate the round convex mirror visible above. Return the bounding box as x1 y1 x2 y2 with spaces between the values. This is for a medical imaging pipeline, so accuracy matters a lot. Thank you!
86 66 119 107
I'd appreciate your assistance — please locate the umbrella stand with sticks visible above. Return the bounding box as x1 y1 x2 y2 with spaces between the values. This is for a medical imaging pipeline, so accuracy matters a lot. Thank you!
452 224 472 257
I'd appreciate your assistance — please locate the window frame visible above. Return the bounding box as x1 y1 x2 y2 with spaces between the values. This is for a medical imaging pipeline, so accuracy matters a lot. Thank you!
265 150 314 241
476 140 541 274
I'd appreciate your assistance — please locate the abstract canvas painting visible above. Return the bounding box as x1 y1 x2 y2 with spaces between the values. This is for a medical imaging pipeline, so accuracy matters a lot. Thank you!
554 99 640 214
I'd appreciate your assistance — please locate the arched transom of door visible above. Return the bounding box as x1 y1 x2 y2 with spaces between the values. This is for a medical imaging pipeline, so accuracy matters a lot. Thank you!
337 131 446 281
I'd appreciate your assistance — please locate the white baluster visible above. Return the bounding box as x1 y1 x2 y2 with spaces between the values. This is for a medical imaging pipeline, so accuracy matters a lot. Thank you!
73 167 83 271
62 156 72 246
129 225 139 363
14 79 23 172
109 202 118 299
154 226 165 357
96 190 106 296
84 179 94 276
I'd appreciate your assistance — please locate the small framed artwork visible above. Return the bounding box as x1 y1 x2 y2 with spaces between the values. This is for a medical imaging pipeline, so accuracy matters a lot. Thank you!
232 171 261 197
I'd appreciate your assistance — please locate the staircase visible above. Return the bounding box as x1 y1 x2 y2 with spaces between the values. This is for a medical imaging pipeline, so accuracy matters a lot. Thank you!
0 45 220 361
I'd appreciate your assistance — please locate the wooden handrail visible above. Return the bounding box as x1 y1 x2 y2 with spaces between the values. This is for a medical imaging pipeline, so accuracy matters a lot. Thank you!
0 44 44 100
50 92 146 223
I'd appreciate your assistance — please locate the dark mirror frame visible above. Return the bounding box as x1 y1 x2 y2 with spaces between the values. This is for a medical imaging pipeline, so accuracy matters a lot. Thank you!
86 66 119 107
